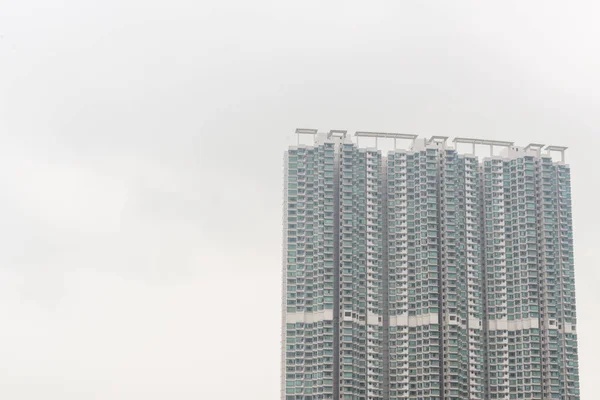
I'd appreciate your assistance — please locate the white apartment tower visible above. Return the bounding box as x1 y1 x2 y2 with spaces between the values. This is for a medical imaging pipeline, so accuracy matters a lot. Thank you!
282 130 579 400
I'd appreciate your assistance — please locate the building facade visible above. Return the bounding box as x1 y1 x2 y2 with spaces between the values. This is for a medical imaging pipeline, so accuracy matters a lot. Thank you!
282 130 579 400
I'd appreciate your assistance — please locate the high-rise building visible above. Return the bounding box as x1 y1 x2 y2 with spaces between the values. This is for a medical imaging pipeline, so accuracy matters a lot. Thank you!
281 130 579 400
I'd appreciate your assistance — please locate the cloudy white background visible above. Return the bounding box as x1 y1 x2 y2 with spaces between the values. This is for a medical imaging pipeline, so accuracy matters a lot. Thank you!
0 1 598 398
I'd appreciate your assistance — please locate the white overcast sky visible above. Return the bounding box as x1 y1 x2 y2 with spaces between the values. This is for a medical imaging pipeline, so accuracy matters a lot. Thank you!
0 1 599 399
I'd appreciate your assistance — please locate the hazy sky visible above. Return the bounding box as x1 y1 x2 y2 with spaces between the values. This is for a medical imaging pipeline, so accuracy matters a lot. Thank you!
0 1 599 399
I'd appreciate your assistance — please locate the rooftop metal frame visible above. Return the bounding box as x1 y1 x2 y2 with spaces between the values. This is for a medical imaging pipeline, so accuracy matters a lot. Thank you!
524 143 546 157
355 131 418 149
328 129 348 139
525 143 545 150
295 128 318 135
545 145 568 163
427 135 449 146
453 137 515 156
452 137 515 147
293 129 568 161
294 128 318 145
